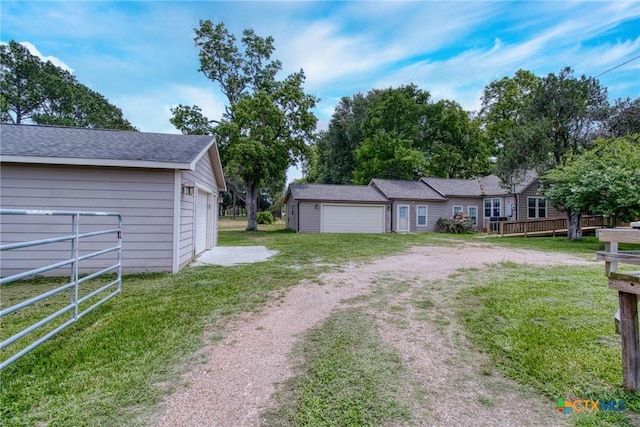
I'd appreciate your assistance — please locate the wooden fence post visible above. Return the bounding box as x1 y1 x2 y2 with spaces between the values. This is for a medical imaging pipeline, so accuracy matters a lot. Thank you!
597 228 640 392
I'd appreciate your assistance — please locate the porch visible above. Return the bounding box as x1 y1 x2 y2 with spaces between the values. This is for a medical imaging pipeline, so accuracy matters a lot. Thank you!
487 215 606 237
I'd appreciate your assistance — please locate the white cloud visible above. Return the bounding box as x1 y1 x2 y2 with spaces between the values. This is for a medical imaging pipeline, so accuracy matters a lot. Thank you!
18 41 74 73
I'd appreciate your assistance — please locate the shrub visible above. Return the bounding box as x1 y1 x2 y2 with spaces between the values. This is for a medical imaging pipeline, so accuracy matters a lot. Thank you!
436 211 473 234
257 210 275 224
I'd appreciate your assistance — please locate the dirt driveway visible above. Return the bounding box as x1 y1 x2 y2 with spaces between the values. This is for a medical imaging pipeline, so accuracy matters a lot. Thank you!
154 242 595 426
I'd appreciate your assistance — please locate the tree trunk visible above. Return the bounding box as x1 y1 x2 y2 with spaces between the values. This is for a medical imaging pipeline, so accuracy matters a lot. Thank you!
567 209 583 240
245 179 258 231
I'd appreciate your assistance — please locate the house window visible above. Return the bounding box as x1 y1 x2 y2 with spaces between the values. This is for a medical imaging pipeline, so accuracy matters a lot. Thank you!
453 206 463 216
290 203 294 216
484 198 501 218
468 206 478 226
528 197 547 219
417 205 427 226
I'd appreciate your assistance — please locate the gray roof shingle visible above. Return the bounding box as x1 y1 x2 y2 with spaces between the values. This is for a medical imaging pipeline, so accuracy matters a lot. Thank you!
0 123 215 165
421 174 537 197
288 184 389 203
370 179 446 200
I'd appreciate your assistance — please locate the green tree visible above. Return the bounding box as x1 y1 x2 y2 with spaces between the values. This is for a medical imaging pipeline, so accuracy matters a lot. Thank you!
352 85 430 183
425 99 493 178
171 21 317 231
1 40 136 130
606 97 640 137
479 69 541 184
308 94 369 184
541 135 640 236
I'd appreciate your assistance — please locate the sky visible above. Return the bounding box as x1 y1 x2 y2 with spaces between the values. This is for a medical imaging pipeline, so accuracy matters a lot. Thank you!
1 1 639 179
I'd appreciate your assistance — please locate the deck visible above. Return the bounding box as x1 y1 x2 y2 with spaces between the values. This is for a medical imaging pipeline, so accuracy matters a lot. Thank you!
487 215 605 237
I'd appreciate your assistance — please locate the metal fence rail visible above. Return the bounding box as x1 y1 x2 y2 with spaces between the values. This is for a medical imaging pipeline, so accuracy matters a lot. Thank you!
0 209 122 370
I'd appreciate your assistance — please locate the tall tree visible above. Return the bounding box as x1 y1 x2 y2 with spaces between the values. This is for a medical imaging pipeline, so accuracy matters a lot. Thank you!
309 94 369 184
352 85 430 183
606 97 640 137
479 69 540 185
483 67 609 239
424 99 493 178
171 21 317 231
1 40 136 130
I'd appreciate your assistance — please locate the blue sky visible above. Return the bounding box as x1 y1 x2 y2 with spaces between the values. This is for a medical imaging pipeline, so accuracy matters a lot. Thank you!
2 1 639 135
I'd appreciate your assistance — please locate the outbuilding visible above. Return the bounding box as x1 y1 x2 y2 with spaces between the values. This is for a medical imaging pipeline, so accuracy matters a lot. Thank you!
285 184 391 233
0 123 226 275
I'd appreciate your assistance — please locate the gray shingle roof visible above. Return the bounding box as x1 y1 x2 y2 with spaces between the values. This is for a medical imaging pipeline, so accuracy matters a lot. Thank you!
288 184 389 203
0 123 215 165
421 173 537 197
370 179 446 200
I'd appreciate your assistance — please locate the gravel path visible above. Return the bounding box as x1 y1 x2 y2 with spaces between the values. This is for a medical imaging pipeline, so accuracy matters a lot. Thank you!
154 243 595 426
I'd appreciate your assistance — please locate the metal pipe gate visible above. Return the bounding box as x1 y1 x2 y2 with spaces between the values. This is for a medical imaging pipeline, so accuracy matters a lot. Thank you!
0 209 122 370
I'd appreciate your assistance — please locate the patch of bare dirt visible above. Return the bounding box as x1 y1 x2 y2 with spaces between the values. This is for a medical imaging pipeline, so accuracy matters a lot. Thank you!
153 243 595 426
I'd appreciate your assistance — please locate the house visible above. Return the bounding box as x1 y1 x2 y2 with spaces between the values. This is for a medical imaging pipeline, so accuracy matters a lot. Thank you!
285 173 562 234
0 123 226 275
421 173 563 230
368 179 446 233
285 183 391 233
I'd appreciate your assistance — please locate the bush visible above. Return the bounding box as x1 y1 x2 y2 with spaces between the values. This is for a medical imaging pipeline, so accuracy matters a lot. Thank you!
436 211 473 234
257 210 275 224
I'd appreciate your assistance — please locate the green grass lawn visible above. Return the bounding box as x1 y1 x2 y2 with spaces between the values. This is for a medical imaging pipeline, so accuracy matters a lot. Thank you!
458 263 640 426
1 229 638 426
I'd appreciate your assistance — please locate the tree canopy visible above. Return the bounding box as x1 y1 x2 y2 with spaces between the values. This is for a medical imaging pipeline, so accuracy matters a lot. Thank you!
480 67 612 239
306 84 492 184
170 21 317 231
1 40 136 130
541 135 640 233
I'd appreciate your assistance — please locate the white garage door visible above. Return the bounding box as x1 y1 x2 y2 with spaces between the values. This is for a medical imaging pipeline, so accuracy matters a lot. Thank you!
195 189 208 254
321 204 385 233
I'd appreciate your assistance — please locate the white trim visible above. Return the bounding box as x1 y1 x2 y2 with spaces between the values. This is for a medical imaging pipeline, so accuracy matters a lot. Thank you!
483 197 502 218
320 203 386 233
2 155 194 170
452 205 463 216
468 206 478 226
416 205 428 227
212 194 219 246
172 170 181 273
194 184 214 255
397 204 410 233
527 196 547 219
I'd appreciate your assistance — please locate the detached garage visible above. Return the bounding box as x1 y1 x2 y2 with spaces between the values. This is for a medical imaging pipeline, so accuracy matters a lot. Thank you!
285 184 391 233
0 123 226 275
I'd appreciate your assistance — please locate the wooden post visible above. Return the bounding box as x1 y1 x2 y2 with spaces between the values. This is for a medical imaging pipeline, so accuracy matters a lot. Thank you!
597 228 640 392
619 291 640 390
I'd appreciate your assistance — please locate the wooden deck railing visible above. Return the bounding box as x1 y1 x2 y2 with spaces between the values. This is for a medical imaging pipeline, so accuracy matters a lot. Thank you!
488 215 605 236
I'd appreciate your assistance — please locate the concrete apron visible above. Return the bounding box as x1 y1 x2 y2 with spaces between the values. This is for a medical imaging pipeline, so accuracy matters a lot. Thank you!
192 246 279 267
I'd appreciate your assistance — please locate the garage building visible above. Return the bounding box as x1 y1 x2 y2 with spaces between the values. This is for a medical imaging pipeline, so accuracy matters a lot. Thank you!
0 123 226 275
285 184 391 233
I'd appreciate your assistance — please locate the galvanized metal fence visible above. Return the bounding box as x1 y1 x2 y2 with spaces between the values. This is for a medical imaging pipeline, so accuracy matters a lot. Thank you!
0 209 122 370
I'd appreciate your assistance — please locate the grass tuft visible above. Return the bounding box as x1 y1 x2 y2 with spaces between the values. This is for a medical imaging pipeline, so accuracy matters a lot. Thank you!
264 308 412 426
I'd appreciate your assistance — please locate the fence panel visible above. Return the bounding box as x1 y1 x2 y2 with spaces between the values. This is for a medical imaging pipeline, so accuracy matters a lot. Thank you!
0 209 122 370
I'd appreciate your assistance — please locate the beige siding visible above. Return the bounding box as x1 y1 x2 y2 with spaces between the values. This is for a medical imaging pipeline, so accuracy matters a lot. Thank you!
517 180 564 220
178 152 220 269
0 163 175 276
298 202 321 233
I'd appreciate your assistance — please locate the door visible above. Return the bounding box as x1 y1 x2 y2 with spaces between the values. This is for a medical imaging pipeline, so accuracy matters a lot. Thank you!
397 205 409 233
320 204 385 233
195 188 209 255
